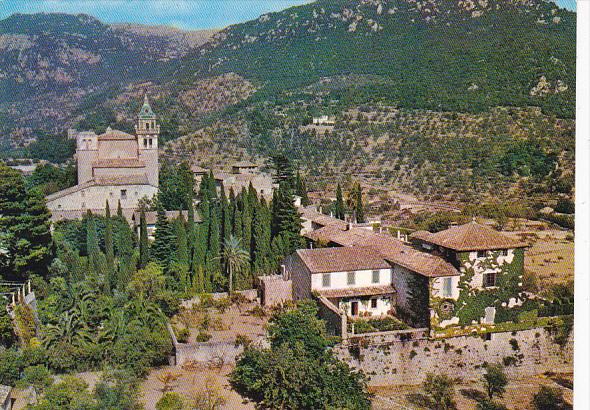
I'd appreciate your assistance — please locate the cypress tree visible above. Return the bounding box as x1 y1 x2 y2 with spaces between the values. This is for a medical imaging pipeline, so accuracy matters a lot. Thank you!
86 211 101 274
117 199 123 218
104 201 114 293
115 213 135 289
335 183 345 220
253 198 272 275
354 183 365 223
187 201 196 274
220 186 231 246
139 209 149 268
207 205 221 272
295 170 310 206
172 214 190 289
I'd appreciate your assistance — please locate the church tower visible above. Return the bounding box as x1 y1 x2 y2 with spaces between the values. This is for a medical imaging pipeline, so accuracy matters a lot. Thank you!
136 94 159 187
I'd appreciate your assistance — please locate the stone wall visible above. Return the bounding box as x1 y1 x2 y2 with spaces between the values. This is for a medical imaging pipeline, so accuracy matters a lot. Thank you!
175 341 244 366
334 326 573 386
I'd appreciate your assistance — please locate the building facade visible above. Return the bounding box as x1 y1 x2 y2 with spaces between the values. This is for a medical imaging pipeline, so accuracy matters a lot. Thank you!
277 216 528 332
46 96 160 220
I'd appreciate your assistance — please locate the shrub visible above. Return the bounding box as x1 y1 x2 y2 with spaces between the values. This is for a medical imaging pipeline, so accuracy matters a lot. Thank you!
554 198 574 214
531 385 572 410
175 327 190 343
195 332 212 342
156 392 185 410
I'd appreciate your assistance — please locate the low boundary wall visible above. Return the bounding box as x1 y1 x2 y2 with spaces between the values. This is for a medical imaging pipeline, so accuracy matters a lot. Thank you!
334 326 573 386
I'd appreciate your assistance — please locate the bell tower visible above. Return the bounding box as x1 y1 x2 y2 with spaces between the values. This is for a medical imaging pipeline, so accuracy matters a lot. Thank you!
136 94 159 186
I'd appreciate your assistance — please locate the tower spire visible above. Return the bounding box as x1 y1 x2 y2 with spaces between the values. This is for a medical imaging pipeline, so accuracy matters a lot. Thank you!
138 93 156 120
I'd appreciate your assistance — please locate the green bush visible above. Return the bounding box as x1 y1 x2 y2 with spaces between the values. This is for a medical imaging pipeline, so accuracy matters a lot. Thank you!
195 332 212 342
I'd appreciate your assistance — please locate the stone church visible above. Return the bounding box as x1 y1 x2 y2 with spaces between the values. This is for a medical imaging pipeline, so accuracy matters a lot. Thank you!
46 96 159 221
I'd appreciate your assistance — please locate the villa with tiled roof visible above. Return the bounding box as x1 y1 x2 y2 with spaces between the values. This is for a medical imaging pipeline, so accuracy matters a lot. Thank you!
276 214 530 333
45 96 159 220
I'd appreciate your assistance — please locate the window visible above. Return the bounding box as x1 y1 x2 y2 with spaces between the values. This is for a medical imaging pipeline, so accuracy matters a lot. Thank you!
81 190 85 198
483 272 497 288
371 299 378 309
477 250 487 258
442 277 453 297
347 271 356 286
372 270 380 284
144 138 148 147
322 273 331 288
500 249 509 257
120 189 127 199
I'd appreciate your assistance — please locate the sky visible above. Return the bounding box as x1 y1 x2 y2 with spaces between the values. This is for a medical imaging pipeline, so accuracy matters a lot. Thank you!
0 0 576 30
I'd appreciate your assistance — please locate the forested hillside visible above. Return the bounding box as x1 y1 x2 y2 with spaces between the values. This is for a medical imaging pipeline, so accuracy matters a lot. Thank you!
0 0 576 201
178 0 575 117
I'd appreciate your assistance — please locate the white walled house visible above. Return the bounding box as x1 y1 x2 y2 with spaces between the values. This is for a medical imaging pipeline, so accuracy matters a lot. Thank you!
285 247 396 317
278 217 529 332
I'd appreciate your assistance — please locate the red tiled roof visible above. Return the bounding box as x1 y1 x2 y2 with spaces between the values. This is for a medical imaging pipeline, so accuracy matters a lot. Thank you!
419 221 528 251
92 159 145 168
296 247 391 273
318 285 395 299
303 225 460 278
97 129 135 140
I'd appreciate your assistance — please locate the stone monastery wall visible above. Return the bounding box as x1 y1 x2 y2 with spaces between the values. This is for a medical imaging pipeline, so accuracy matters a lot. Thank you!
334 327 573 386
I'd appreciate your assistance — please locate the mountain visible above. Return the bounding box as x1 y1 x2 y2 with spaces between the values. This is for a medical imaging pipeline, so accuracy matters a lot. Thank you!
177 0 575 118
0 13 215 140
0 1 576 203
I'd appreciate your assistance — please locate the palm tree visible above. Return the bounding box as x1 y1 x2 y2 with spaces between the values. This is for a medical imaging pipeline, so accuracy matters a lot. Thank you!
221 235 250 293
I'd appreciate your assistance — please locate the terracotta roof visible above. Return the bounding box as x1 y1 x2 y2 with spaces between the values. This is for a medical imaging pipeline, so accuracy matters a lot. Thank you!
94 174 151 186
381 246 459 277
92 159 145 168
97 128 136 140
46 175 154 202
305 225 379 247
303 225 459 278
45 180 96 201
296 247 391 273
191 165 208 174
420 221 528 251
300 207 348 229
409 230 432 241
318 284 395 299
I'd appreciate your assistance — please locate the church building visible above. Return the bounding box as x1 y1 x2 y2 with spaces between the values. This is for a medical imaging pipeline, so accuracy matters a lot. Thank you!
46 96 160 221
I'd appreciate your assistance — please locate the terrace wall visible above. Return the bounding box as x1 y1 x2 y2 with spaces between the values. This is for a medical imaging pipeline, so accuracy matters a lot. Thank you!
334 326 573 386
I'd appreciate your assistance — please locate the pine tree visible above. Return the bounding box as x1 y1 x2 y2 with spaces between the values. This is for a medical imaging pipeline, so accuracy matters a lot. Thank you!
271 182 303 253
335 183 345 220
139 209 149 269
152 205 174 267
271 154 295 188
104 201 114 293
0 163 53 280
